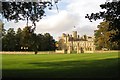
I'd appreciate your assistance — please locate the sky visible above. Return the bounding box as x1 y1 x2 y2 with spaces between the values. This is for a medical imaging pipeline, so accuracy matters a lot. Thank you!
2 0 107 41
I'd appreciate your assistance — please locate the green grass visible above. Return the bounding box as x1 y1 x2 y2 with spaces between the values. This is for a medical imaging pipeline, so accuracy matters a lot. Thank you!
2 52 119 79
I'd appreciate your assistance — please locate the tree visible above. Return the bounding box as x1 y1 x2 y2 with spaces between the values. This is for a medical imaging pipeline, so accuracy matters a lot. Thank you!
1 0 60 26
15 28 22 51
37 33 45 51
57 38 67 50
20 26 35 51
44 33 56 51
0 21 6 37
0 21 4 51
30 33 38 54
85 1 120 49
2 28 16 51
94 21 119 50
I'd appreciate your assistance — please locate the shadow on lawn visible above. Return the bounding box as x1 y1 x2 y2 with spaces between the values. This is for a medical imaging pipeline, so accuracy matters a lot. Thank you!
2 58 119 79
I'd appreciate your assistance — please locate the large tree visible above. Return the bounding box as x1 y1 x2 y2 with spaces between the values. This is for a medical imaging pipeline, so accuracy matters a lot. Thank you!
1 0 60 26
20 26 35 51
94 21 119 50
85 0 120 49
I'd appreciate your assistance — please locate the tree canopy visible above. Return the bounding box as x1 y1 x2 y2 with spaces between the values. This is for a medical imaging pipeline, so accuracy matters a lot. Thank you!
0 1 60 52
85 1 120 43
1 0 60 26
94 21 119 50
2 26 56 51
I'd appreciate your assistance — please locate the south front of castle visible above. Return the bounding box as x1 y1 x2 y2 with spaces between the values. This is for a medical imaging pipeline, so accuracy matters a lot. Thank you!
56 30 95 53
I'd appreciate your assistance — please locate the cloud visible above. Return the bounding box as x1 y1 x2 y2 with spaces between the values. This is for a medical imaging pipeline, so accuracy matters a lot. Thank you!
3 0 107 40
4 20 27 30
61 0 106 37
35 10 80 33
77 25 96 36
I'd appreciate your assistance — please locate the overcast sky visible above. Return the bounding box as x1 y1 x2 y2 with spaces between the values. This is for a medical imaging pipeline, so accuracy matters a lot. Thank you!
3 0 107 40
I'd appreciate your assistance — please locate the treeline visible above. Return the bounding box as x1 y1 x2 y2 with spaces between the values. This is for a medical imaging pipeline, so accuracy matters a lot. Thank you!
2 26 56 51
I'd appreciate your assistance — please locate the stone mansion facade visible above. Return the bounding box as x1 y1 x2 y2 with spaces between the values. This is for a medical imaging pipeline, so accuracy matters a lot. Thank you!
56 31 95 53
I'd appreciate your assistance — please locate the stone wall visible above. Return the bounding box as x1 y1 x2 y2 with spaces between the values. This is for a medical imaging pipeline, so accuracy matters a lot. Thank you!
0 51 55 54
55 50 65 54
94 50 120 53
0 50 119 54
84 51 94 53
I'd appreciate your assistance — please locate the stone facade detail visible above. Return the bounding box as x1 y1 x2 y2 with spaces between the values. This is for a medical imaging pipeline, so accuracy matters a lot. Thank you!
57 31 95 53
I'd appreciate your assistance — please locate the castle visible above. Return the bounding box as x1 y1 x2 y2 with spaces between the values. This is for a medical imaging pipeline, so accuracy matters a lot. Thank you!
56 30 95 53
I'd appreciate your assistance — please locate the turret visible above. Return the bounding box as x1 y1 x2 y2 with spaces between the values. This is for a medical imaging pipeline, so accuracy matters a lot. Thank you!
72 31 77 39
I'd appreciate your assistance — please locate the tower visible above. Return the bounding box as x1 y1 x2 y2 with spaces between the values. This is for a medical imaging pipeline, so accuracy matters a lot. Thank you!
72 26 77 39
72 31 77 39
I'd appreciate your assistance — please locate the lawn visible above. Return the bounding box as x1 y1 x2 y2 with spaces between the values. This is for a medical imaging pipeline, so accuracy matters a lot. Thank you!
2 52 119 79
